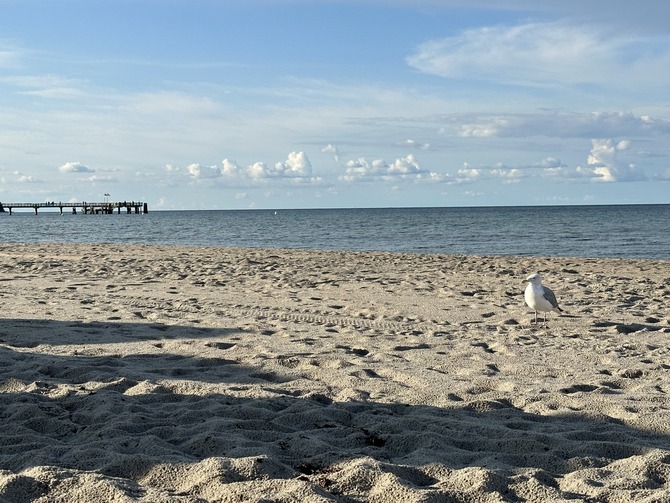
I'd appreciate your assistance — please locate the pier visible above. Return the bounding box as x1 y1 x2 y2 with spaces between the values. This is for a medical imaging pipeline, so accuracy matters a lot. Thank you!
0 201 148 215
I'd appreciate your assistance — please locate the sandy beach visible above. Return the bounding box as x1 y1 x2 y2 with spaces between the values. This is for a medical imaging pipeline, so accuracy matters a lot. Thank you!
0 243 669 502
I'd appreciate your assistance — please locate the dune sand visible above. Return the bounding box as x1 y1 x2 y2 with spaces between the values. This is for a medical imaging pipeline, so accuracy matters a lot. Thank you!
0 243 669 502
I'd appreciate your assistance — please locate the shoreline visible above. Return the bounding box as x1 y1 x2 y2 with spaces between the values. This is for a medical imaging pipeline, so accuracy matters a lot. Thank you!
1 243 669 501
3 240 670 261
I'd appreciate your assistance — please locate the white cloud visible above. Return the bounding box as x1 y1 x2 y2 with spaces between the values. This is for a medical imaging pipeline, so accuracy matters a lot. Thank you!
407 21 670 91
341 158 374 181
59 161 95 174
455 166 482 183
221 158 242 178
187 163 221 179
17 175 40 183
274 151 313 177
187 152 322 186
400 139 430 150
544 139 646 182
458 122 501 138
341 154 439 182
2 74 87 99
321 144 340 161
458 142 650 184
581 138 646 182
456 111 670 139
388 154 422 175
616 139 631 151
408 22 600 84
490 167 524 184
247 162 270 181
218 158 264 183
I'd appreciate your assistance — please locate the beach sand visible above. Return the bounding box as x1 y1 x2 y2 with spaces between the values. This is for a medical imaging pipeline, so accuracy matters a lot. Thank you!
0 243 669 502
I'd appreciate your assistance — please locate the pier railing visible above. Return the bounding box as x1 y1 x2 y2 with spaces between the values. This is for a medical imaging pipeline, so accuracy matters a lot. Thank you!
0 201 148 215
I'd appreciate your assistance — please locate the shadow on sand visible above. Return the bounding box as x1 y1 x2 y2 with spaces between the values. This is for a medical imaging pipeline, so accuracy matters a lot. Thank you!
1 317 669 501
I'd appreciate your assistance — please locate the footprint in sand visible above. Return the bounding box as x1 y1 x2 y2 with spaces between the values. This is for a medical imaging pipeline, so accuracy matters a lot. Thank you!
205 342 236 350
393 343 431 352
336 345 369 356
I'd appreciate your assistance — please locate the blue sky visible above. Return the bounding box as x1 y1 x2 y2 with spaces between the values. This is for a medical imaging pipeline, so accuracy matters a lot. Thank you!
1 0 669 210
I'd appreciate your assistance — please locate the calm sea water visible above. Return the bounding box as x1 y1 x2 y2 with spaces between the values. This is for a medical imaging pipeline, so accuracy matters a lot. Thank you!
1 205 669 259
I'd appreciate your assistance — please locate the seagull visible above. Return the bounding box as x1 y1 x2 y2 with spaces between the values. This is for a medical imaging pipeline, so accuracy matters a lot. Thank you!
524 272 563 325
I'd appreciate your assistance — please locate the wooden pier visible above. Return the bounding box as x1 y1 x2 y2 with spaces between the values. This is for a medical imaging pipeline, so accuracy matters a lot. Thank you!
0 201 148 215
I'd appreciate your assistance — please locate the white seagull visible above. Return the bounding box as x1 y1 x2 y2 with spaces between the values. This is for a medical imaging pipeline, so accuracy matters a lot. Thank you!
524 273 563 324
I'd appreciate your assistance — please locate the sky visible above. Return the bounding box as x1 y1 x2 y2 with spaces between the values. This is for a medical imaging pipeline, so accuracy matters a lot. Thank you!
1 0 669 210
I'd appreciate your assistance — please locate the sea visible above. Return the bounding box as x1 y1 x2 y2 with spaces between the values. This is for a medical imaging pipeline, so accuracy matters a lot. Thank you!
1 205 669 260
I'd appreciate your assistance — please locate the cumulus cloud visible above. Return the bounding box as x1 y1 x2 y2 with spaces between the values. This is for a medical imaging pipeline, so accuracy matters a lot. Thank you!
340 156 533 185
247 162 271 181
187 152 322 186
59 161 95 174
341 154 439 182
490 167 524 184
274 151 312 177
321 144 340 162
341 158 384 181
543 139 645 182
388 154 423 175
455 166 482 183
580 139 646 182
221 158 241 178
463 143 646 184
187 163 221 179
444 140 649 185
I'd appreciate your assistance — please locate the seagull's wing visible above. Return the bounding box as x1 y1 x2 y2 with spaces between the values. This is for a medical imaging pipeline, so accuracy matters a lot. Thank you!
542 286 561 310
